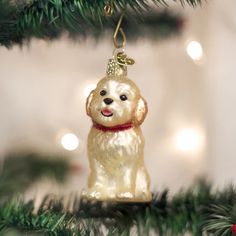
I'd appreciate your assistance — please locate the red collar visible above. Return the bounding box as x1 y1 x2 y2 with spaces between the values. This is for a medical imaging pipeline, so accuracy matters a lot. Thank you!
93 122 133 132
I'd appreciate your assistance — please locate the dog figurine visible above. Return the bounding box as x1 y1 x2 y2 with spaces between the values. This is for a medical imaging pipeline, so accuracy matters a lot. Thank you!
83 75 151 202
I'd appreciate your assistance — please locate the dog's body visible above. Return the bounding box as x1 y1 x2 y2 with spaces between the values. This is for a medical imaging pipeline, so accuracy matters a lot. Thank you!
84 76 151 202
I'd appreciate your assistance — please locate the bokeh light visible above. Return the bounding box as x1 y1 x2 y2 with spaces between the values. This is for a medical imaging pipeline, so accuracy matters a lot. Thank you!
175 128 205 153
61 133 79 151
186 41 203 61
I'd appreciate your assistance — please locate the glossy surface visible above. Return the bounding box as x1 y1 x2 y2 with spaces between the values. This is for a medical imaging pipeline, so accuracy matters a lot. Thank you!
83 76 151 202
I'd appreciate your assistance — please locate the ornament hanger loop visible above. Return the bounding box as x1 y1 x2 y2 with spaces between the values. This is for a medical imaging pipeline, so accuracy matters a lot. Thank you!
113 13 126 49
104 2 113 16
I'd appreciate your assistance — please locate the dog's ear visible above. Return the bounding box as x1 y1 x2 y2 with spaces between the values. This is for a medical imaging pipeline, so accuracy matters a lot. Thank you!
133 97 148 126
86 90 94 117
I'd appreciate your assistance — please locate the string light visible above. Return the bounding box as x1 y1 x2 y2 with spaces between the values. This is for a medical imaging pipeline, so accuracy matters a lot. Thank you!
175 128 205 153
186 41 203 61
61 133 79 151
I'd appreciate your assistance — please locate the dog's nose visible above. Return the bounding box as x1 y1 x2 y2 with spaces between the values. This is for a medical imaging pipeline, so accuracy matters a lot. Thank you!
103 98 113 105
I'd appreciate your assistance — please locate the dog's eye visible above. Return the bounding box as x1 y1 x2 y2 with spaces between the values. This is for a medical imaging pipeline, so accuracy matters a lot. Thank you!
120 95 128 101
100 90 106 96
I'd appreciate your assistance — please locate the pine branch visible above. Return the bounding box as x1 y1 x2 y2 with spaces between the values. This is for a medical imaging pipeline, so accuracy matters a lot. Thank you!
0 0 203 47
0 152 69 201
1 180 236 236
203 185 236 236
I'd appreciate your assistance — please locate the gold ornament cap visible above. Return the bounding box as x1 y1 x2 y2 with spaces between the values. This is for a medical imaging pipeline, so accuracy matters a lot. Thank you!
106 51 135 77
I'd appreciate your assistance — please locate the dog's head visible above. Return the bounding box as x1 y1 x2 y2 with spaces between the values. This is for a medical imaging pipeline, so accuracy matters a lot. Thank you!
86 76 148 127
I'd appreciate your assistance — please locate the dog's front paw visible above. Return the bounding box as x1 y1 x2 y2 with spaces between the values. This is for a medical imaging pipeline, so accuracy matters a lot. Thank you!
117 192 134 199
82 189 102 200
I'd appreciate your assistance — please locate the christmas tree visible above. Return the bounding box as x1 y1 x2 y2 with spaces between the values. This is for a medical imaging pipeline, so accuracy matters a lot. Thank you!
1 0 236 235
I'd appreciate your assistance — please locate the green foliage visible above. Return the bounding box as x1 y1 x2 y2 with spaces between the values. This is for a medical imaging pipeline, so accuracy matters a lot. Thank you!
0 199 76 235
0 0 20 47
0 0 204 47
204 184 236 236
0 152 69 201
0 180 236 235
